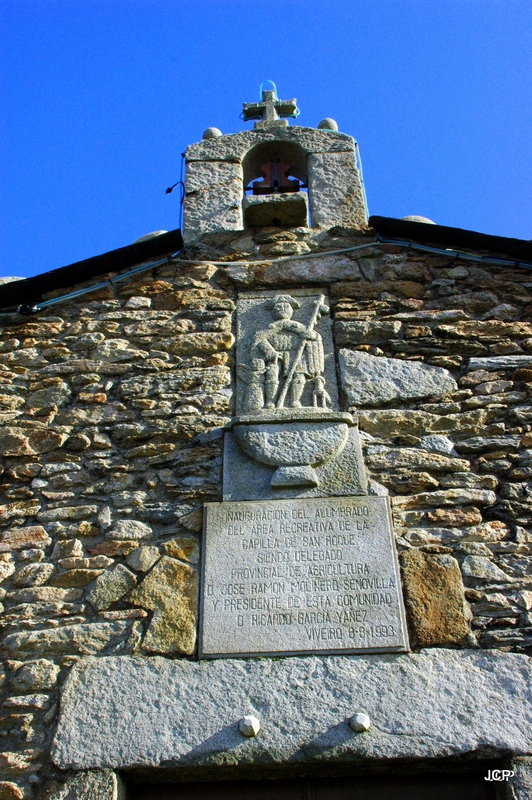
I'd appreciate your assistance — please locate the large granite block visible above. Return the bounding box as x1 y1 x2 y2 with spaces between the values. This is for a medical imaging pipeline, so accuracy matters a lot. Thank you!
242 193 308 227
183 160 244 241
308 152 366 229
185 160 243 193
52 649 532 775
339 350 457 407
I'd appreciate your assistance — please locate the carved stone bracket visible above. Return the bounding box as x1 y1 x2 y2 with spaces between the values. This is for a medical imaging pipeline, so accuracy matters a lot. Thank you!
232 410 354 489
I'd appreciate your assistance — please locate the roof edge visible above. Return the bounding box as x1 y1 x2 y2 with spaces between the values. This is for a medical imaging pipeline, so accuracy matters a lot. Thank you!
369 216 532 263
0 229 183 311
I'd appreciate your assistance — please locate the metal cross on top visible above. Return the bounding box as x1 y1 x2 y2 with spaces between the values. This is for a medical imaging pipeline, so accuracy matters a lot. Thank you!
242 82 298 123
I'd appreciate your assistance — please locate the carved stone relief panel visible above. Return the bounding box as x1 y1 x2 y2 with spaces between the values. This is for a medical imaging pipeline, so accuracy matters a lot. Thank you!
224 290 367 501
235 289 339 414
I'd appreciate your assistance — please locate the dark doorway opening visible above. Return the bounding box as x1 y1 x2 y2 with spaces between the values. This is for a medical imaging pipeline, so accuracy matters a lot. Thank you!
129 771 499 800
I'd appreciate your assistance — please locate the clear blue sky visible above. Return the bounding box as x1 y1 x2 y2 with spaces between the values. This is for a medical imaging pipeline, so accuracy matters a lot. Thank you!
1 1 531 279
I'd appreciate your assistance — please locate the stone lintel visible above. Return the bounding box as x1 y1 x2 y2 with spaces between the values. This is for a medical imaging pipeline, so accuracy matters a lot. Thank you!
185 127 355 163
52 649 532 775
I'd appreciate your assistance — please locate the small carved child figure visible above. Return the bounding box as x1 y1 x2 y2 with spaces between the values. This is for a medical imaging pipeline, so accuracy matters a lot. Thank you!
239 357 267 412
309 375 331 408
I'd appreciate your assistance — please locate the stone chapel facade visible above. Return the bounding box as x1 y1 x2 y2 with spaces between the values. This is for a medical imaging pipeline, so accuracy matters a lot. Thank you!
1 88 532 799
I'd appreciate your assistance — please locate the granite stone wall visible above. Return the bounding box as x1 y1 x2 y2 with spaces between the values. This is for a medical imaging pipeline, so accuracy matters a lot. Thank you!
1 224 531 797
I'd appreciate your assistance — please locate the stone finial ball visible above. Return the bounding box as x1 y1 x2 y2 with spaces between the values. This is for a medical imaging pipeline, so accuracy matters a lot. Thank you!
318 118 338 131
203 127 222 140
0 276 25 285
133 231 168 244
349 712 371 732
239 715 261 737
401 215 436 224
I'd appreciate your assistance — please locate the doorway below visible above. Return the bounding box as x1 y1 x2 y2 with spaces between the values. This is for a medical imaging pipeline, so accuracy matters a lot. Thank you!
129 770 499 800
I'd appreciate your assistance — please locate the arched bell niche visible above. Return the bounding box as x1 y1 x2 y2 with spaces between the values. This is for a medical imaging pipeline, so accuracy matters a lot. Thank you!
242 140 308 189
241 140 310 228
183 125 367 241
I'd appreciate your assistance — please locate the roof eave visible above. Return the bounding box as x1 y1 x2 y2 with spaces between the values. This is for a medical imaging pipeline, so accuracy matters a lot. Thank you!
369 216 532 263
0 228 183 310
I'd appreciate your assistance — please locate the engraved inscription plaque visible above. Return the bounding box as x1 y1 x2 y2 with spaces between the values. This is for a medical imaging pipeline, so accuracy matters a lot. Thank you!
200 497 409 657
